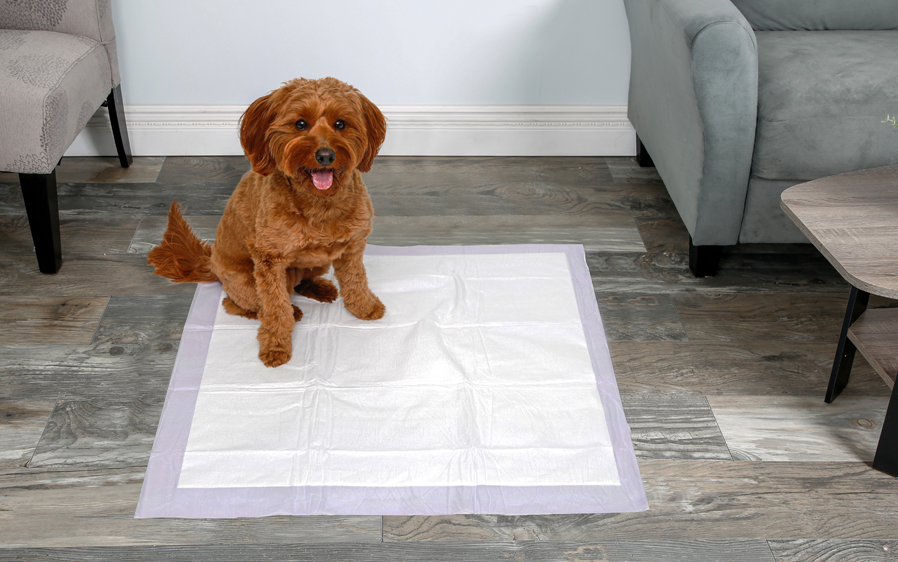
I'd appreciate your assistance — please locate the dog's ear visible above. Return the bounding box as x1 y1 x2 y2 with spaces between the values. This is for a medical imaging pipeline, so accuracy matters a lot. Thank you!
239 92 279 176
357 93 387 173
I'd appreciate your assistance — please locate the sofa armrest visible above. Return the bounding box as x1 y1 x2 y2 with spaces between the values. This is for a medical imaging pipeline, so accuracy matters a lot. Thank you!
624 0 758 246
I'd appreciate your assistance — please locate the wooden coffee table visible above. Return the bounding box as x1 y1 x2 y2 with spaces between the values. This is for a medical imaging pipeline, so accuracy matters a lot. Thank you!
781 164 898 477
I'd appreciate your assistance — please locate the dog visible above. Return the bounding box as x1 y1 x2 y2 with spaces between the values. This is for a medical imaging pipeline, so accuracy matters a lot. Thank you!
147 77 388 367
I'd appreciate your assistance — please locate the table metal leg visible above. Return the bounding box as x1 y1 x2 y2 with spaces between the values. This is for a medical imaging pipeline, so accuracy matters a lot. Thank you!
873 378 898 477
826 286 869 403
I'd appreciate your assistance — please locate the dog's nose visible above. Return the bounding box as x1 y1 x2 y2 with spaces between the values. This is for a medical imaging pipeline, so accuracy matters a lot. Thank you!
315 148 335 167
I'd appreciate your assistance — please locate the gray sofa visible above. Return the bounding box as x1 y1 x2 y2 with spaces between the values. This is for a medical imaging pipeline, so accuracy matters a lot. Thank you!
623 0 898 276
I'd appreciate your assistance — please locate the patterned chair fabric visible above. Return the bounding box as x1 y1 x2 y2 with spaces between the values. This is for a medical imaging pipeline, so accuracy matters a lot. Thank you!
0 0 121 174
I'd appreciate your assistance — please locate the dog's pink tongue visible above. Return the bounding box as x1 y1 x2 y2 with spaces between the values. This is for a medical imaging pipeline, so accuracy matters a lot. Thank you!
311 169 333 190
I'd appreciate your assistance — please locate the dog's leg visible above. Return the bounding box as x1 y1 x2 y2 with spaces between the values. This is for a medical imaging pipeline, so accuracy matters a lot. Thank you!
223 296 302 321
219 264 304 322
333 241 385 320
253 256 297 367
296 277 339 303
222 296 259 319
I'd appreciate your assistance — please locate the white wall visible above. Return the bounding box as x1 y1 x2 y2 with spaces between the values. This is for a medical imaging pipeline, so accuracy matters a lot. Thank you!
71 0 635 156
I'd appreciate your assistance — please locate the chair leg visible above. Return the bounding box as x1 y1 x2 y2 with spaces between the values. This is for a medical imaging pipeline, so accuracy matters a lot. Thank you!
688 236 723 277
106 84 132 168
636 134 655 168
19 170 62 274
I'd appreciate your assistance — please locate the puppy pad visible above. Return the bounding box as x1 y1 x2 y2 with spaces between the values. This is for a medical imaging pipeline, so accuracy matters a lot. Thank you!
136 245 647 517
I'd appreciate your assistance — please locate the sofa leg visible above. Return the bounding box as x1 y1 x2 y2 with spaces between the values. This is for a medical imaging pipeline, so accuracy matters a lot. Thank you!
688 236 722 277
636 134 654 168
19 170 62 274
106 84 132 168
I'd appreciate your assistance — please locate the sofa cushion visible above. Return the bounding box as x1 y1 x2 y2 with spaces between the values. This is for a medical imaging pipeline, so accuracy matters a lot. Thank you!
0 30 112 174
731 0 898 31
751 31 898 182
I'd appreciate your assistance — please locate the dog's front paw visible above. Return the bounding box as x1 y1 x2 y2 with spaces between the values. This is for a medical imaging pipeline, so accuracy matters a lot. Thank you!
258 329 293 367
345 294 385 321
260 348 291 368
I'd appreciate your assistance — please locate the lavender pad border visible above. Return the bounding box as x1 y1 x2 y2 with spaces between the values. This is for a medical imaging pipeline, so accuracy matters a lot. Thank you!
135 244 648 518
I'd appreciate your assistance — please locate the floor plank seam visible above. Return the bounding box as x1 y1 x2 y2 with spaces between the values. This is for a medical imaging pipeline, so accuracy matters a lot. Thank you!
705 397 737 462
127 215 146 255
89 298 113 345
23 395 61 470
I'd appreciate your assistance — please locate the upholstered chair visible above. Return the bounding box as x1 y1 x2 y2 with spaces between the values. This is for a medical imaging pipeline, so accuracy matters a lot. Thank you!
0 0 131 273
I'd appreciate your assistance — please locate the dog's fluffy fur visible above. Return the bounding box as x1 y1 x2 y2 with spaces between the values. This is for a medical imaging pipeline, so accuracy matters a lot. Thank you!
147 77 387 367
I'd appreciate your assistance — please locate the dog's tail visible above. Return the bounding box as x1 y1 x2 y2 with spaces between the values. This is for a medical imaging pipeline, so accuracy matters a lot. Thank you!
147 200 218 283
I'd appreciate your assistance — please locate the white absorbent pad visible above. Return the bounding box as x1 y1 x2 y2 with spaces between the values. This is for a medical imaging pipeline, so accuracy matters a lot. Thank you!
136 244 647 517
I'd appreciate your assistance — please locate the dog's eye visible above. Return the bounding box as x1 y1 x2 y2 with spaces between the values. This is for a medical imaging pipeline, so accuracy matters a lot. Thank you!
334 120 346 130
295 120 308 131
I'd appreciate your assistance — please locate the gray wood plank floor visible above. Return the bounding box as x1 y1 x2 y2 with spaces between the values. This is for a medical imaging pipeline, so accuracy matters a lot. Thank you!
1 155 894 561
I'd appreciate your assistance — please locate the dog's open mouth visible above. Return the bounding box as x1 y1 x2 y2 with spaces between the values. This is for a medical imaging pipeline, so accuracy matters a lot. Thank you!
307 169 334 190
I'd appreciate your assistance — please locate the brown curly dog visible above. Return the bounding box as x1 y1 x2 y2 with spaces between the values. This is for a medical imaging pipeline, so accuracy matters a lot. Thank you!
147 77 387 367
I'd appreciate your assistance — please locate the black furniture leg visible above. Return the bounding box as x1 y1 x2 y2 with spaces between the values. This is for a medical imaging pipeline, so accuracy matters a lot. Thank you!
873 378 898 477
688 236 723 277
106 84 132 168
19 170 62 274
825 286 870 403
636 134 654 168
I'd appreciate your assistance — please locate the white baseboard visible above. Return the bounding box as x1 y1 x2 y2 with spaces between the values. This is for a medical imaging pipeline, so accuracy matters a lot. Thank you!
66 105 635 157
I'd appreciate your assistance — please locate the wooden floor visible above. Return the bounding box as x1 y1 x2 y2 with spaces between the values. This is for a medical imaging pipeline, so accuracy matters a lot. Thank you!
1 156 897 561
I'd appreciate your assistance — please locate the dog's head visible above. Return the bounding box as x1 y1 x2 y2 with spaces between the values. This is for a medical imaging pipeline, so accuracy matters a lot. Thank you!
239 77 387 195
